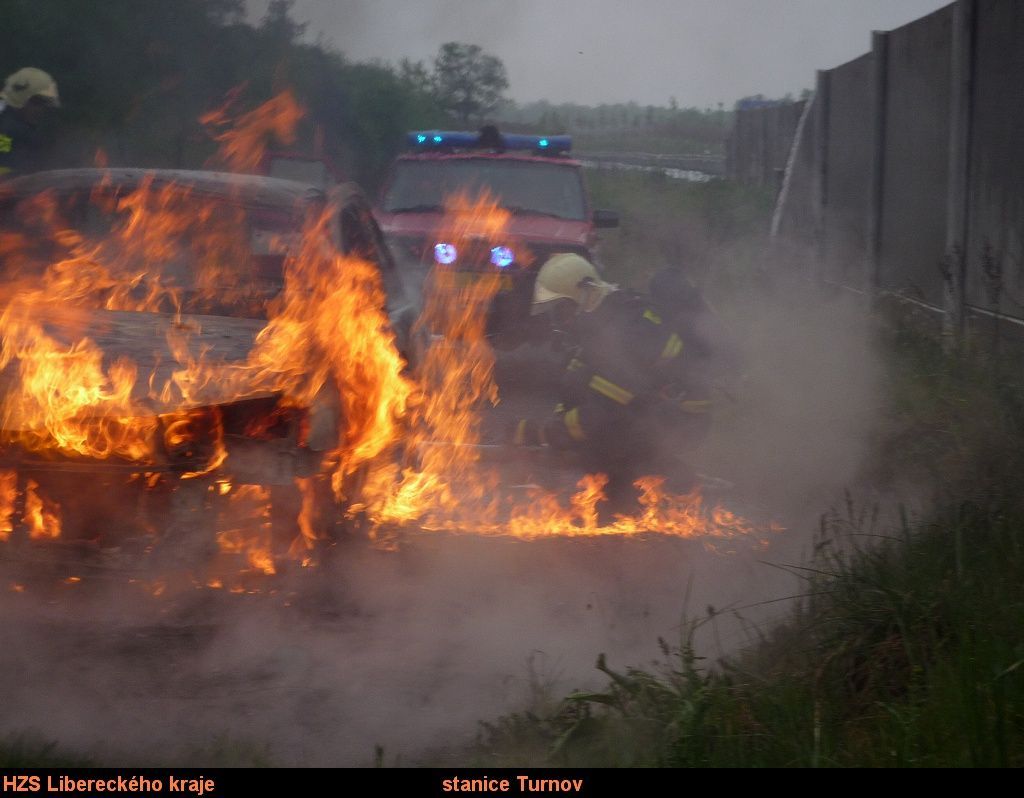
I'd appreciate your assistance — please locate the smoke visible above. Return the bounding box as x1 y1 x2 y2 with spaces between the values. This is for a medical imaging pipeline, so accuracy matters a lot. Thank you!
703 273 883 524
0 176 890 766
0 262 885 765
0 532 777 765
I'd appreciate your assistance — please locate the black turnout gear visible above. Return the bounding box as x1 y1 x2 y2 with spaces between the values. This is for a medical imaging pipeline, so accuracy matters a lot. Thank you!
0 103 50 178
535 289 715 512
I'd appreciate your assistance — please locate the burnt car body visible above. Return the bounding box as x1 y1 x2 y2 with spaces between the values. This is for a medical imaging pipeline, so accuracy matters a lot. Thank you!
0 168 413 552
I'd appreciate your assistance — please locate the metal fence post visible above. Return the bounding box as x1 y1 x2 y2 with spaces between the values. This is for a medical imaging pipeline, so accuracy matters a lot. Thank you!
944 0 976 345
813 69 830 276
866 31 889 297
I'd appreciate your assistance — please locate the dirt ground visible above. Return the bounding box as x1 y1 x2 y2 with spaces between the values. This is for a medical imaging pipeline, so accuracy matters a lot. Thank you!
0 345 800 765
0 529 791 765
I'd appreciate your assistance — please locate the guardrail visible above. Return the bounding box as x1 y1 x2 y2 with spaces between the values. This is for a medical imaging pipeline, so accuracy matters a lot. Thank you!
577 151 726 177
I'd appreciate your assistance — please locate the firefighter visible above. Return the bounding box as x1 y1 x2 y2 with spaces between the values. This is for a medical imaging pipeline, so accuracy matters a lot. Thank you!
510 253 725 513
0 67 60 178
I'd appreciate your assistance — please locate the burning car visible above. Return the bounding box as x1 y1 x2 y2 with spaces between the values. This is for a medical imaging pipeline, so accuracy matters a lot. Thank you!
0 167 416 570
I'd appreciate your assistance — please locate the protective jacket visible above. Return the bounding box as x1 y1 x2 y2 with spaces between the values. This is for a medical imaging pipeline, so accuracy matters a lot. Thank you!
540 289 713 459
0 102 46 177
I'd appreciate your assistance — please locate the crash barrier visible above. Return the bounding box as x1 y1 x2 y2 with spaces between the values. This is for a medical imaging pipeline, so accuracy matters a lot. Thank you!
734 0 1024 340
582 151 725 177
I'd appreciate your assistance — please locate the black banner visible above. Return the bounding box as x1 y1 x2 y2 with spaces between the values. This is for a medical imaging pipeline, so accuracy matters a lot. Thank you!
2 769 670 798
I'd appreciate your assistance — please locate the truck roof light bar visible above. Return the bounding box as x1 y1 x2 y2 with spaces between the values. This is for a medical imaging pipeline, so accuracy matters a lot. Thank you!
406 130 571 154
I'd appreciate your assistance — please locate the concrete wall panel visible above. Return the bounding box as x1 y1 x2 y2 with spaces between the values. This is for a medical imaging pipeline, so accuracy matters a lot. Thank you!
878 6 953 306
965 0 1024 321
823 54 873 289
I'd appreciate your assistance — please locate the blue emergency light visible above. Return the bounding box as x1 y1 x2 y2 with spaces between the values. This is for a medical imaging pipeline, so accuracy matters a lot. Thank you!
434 242 458 265
490 246 515 268
406 130 571 154
502 133 570 152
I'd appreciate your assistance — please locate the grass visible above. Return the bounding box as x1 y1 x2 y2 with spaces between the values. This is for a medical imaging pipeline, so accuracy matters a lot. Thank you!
462 313 1024 767
583 168 774 291
870 307 1024 504
574 132 724 157
0 735 93 767
0 733 275 769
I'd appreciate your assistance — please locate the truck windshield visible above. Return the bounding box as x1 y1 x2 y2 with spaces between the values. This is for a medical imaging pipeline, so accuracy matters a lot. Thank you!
382 158 587 221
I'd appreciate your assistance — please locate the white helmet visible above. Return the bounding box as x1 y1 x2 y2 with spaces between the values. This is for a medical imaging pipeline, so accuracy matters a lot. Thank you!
2 67 60 109
532 253 616 314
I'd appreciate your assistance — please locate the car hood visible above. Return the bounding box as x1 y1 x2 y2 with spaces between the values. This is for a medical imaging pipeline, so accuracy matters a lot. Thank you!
377 210 591 249
0 305 271 428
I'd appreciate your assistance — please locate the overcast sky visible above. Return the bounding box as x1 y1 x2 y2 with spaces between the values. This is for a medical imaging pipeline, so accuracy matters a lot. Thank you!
250 0 951 107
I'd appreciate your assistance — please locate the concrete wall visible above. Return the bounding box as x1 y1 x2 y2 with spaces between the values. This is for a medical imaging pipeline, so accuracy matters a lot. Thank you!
727 100 806 189
734 0 1024 332
878 7 953 307
965 0 1024 321
823 54 873 290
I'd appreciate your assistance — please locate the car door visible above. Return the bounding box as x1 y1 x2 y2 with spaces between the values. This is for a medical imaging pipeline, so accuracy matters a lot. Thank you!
329 183 418 360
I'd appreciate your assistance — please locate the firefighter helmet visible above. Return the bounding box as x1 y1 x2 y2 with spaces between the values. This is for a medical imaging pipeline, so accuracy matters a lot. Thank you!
532 253 616 314
2 68 60 109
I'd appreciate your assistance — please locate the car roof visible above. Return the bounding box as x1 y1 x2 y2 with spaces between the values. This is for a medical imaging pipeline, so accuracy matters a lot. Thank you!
0 168 326 209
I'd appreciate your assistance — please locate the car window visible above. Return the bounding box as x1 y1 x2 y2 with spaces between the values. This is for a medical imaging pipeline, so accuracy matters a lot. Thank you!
0 188 304 319
382 159 587 221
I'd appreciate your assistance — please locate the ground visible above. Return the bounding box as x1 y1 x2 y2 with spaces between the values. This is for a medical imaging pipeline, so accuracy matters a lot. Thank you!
0 307 846 765
0 174 890 766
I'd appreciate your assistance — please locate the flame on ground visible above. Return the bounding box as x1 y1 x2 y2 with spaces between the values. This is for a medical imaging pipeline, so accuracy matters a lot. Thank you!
216 483 276 575
0 470 16 542
24 478 61 540
353 192 763 544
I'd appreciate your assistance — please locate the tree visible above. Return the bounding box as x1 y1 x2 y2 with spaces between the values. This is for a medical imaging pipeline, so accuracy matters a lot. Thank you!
261 0 306 45
398 58 432 95
0 0 445 185
430 42 509 125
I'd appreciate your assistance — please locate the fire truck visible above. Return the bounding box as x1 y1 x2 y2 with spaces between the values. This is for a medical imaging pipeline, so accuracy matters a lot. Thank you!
374 128 618 334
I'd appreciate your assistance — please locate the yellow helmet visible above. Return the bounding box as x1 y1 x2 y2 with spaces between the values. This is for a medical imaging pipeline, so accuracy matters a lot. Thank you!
2 67 60 109
532 253 617 314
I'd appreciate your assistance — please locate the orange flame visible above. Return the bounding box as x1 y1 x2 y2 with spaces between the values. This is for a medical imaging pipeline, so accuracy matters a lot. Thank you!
25 479 61 540
354 191 766 545
504 475 758 543
217 484 276 575
0 157 413 562
0 116 768 574
0 470 15 542
295 476 321 551
0 178 256 464
356 192 507 531
200 89 306 173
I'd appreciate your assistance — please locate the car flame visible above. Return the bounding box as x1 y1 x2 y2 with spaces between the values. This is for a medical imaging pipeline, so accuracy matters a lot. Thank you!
0 90 771 585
